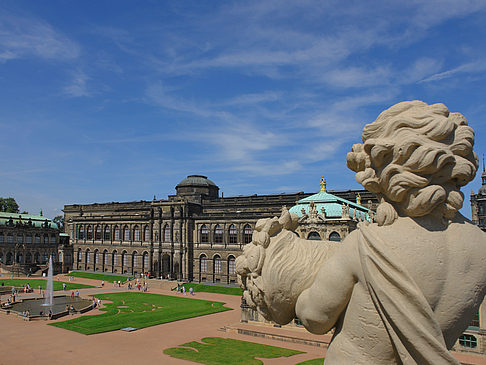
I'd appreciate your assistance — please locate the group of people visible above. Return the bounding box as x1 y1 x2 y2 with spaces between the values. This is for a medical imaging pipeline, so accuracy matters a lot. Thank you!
174 283 193 296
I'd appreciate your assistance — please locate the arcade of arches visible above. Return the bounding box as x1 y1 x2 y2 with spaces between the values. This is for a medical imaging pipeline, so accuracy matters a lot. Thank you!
64 175 377 283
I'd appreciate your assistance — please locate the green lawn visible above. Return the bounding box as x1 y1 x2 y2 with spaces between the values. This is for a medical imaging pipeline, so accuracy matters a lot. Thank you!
296 358 325 365
181 283 243 296
50 292 231 335
0 278 93 291
164 337 304 365
66 271 133 283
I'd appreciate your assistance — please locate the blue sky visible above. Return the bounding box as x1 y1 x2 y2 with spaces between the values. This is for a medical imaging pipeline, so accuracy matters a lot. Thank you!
1 1 486 219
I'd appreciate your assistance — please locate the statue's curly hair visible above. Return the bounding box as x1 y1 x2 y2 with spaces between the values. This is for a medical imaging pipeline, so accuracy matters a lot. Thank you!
347 101 478 226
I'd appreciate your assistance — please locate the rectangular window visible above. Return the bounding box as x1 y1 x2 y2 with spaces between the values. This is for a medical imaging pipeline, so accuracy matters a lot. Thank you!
104 228 111 241
469 312 480 330
17 235 23 244
26 235 32 244
0 234 4 243
7 235 14 243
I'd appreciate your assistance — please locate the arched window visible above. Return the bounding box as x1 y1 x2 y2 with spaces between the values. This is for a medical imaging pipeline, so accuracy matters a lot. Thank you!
85 249 90 263
132 252 138 267
78 226 84 239
114 226 120 241
329 232 341 242
143 252 149 271
308 232 321 240
459 334 477 348
112 250 118 265
103 250 108 266
228 225 237 244
214 255 221 274
144 226 150 242
94 250 99 265
77 249 82 262
122 251 128 267
164 224 171 242
133 226 140 241
6 252 12 264
228 256 236 275
95 225 102 240
123 226 130 241
200 225 209 243
87 225 93 240
214 225 223 244
104 226 111 241
25 252 32 264
243 224 252 244
200 254 207 273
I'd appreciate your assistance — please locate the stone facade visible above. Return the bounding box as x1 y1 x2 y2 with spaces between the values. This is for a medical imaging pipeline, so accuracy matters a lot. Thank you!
454 168 486 355
64 175 377 283
0 212 72 274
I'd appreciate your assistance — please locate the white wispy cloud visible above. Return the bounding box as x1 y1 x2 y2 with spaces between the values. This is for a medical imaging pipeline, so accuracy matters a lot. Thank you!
63 70 91 97
0 11 79 62
419 60 486 83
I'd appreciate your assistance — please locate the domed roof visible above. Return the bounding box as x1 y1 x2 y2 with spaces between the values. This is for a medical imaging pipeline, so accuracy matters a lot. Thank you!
289 190 369 220
288 178 370 221
176 175 217 188
479 172 486 195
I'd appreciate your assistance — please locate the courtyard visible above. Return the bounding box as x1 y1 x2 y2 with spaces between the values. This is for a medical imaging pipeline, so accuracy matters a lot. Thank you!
0 274 485 365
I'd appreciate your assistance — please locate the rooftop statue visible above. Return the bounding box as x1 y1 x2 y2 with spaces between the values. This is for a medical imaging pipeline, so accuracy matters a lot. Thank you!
236 101 486 364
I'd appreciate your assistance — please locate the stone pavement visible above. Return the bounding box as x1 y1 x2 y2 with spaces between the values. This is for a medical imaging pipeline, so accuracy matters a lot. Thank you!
0 274 485 365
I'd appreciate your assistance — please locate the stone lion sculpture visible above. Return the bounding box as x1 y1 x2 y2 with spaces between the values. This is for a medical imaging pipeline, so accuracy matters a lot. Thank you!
236 101 486 364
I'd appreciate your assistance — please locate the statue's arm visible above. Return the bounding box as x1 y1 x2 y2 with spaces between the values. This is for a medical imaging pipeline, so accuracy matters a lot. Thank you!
295 237 358 335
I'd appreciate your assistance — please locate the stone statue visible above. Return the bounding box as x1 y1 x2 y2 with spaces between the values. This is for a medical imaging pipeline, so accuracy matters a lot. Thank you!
236 101 486 364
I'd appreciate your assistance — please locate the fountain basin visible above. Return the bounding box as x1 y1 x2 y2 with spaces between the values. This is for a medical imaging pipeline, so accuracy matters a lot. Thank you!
4 295 93 319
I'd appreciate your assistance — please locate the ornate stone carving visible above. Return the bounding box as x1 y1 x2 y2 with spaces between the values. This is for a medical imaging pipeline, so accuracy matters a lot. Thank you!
236 101 486 364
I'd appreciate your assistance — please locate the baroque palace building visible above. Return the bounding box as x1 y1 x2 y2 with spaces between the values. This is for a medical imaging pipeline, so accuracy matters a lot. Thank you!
0 212 72 275
64 175 377 283
455 166 486 355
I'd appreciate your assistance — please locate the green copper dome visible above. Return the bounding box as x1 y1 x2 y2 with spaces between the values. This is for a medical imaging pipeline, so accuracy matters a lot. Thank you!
0 212 59 229
289 189 370 221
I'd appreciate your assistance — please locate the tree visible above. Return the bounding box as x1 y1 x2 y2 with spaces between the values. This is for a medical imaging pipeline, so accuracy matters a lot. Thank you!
53 215 64 232
0 198 19 213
